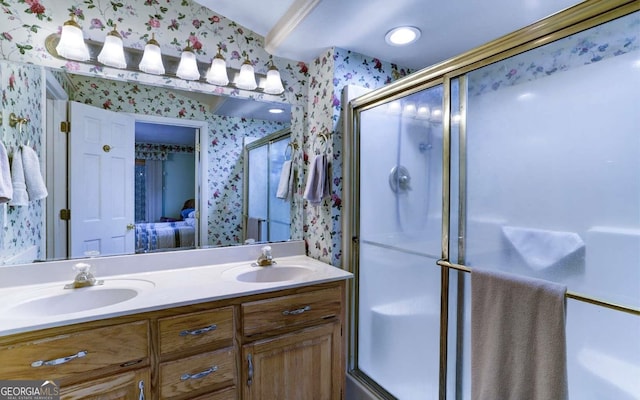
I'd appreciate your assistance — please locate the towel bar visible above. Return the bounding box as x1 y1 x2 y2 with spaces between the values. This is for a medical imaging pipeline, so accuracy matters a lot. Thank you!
436 259 640 316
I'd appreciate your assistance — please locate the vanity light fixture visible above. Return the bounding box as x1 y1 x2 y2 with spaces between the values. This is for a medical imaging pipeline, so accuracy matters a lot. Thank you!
97 25 127 69
46 19 286 95
385 26 421 46
56 14 90 61
263 61 285 95
139 33 165 75
176 42 201 81
235 55 258 91
206 47 230 86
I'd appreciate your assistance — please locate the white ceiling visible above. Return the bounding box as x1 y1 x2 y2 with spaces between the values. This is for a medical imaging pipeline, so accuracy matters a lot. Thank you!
195 0 584 70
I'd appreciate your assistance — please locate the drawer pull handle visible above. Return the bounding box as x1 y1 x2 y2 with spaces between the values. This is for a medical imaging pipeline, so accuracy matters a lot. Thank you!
247 354 253 387
282 305 311 316
138 380 145 400
31 350 88 368
181 365 218 381
179 324 217 336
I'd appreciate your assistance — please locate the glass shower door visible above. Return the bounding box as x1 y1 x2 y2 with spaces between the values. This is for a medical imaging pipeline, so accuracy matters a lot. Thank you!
356 85 444 399
245 131 291 243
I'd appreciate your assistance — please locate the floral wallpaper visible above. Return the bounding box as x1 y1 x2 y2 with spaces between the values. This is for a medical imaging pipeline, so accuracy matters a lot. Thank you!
0 0 308 107
135 142 194 161
467 11 639 96
304 48 412 265
68 74 286 247
0 61 45 264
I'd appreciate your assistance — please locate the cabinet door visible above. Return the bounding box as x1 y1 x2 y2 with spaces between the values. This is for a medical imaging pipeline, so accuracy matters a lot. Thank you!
242 322 342 400
61 368 150 400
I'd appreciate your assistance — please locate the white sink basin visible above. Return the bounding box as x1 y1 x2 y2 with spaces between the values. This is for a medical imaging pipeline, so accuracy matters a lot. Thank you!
2 279 155 317
223 264 315 283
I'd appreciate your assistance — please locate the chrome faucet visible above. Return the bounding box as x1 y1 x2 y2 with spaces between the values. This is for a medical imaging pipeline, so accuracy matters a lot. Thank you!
64 262 104 289
255 245 276 266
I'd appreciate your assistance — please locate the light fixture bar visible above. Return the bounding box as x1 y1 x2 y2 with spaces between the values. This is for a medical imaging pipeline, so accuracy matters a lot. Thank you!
44 33 283 94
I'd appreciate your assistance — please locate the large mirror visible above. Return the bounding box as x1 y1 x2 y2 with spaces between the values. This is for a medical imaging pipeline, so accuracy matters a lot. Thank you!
0 60 300 265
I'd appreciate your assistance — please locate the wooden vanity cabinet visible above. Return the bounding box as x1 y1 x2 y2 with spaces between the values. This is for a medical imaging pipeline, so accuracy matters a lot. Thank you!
0 321 150 399
0 280 346 400
240 284 345 400
60 368 151 399
156 307 237 399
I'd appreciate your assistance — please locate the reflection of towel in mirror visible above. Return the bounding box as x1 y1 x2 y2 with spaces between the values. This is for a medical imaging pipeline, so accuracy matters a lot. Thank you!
472 268 568 400
9 147 28 206
21 145 48 201
0 142 12 204
303 155 330 205
276 160 293 200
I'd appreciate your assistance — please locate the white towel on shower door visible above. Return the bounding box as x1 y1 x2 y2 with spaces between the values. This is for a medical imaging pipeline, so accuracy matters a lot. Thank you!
471 268 568 400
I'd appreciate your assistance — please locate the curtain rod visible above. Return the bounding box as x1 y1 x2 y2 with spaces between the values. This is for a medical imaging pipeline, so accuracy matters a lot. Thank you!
436 259 640 317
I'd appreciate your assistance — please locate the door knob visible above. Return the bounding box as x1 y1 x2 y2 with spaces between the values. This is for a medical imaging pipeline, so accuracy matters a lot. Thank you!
127 223 135 230
103 144 112 152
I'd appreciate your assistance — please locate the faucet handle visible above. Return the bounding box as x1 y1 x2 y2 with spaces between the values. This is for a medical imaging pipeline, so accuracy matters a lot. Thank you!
261 246 272 257
73 262 92 274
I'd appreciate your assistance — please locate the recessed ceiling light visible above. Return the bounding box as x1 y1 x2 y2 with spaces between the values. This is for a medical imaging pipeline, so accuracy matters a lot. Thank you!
385 26 421 46
268 108 284 114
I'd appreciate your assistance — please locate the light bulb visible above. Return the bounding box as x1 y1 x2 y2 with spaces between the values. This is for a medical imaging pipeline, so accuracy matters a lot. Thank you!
56 15 90 61
206 49 229 86
139 34 165 75
97 25 126 69
176 44 200 81
235 57 257 90
263 64 285 94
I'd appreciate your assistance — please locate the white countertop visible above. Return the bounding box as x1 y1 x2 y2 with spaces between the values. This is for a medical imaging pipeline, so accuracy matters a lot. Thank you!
0 250 352 337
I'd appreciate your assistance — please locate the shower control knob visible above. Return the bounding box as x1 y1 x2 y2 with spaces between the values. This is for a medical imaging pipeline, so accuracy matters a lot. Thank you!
389 165 412 193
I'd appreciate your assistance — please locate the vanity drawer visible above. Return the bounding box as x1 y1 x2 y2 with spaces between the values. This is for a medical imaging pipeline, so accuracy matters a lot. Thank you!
158 306 234 355
0 321 149 382
159 347 236 399
242 286 342 337
189 386 237 400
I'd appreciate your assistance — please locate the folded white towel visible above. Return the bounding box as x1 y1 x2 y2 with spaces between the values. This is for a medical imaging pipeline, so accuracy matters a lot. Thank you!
502 226 584 270
472 268 568 400
21 145 48 201
303 154 330 205
9 147 28 206
276 160 293 200
0 142 12 204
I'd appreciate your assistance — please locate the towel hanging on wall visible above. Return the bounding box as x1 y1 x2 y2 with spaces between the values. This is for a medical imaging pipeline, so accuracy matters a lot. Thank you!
21 145 48 201
0 142 12 204
9 147 28 206
303 154 330 205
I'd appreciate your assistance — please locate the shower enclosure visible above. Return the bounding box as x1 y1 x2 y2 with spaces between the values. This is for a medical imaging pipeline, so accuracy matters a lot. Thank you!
345 3 640 399
243 129 291 243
